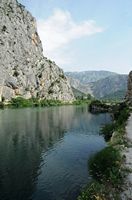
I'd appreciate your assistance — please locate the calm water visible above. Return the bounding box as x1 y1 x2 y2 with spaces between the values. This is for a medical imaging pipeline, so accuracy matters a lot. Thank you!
0 105 111 200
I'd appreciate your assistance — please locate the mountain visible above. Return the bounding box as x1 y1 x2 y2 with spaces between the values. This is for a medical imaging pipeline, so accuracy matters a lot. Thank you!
0 0 74 102
65 71 117 84
101 90 126 101
71 87 85 98
91 74 127 98
67 76 93 95
71 87 92 99
65 71 128 99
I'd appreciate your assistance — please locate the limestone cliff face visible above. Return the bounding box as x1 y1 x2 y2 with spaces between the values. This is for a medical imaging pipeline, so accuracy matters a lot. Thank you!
0 0 75 101
126 71 132 105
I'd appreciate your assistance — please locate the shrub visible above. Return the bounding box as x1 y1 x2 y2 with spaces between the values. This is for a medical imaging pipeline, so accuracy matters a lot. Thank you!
89 146 122 185
78 181 106 200
78 180 120 200
115 108 130 127
100 123 115 141
0 102 4 109
11 97 33 108
40 99 62 107
100 103 130 142
73 99 91 105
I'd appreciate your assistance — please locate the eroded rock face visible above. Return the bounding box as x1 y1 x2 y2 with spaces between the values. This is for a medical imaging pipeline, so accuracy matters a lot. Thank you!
0 0 75 101
126 71 132 105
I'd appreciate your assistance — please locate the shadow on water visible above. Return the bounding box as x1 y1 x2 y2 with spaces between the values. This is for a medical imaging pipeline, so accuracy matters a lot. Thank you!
0 105 111 200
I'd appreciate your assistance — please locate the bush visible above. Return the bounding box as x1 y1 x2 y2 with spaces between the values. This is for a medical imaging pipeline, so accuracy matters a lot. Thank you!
0 102 4 109
100 104 130 142
89 100 110 113
11 97 33 108
78 181 106 200
73 99 91 105
78 180 120 200
100 123 115 141
89 146 122 185
40 99 62 107
115 108 130 127
10 98 63 108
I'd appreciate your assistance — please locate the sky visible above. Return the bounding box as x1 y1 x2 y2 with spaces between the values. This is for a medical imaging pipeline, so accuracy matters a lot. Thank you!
18 0 132 74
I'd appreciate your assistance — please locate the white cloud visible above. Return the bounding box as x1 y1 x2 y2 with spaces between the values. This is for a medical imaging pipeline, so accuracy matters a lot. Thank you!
37 9 104 66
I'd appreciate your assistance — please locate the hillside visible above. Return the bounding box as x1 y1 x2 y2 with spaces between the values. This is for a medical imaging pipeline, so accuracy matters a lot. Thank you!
66 71 128 99
91 74 127 98
0 0 74 102
66 70 117 84
67 76 93 95
101 90 126 101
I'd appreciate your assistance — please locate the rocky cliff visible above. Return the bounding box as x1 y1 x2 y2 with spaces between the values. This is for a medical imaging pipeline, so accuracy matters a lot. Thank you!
126 71 132 105
0 0 74 102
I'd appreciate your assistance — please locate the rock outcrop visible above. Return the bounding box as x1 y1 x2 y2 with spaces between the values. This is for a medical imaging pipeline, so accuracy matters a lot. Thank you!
0 0 75 102
126 71 132 105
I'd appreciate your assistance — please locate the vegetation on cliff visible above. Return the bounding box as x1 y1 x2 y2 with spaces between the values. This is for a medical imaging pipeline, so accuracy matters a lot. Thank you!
0 96 92 109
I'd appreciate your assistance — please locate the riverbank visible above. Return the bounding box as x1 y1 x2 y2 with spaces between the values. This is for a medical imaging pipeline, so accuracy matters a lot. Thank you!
0 97 91 109
78 103 131 200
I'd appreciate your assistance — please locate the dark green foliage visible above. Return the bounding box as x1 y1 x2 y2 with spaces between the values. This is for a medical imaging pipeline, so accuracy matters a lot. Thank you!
40 99 62 107
113 103 130 127
0 97 91 109
89 100 110 113
78 180 120 200
10 97 62 108
89 146 122 185
72 99 91 105
0 102 4 109
101 123 115 141
90 100 102 106
11 97 33 108
101 102 130 142
78 181 106 200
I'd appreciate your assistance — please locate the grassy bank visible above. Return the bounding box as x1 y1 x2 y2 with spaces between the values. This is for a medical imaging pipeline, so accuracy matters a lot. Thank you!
78 102 130 200
0 97 91 109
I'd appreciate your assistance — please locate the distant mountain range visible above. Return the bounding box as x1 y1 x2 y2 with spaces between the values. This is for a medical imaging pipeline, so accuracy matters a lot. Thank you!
65 71 117 84
65 71 128 100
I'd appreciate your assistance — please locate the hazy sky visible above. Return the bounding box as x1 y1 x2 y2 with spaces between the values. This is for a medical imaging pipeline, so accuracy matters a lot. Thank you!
19 0 132 74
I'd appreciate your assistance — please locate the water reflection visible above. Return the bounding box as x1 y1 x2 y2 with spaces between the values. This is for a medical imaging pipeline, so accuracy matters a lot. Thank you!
0 106 111 200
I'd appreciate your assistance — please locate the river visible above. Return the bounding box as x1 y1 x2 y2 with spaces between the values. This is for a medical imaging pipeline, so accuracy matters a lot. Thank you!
0 105 111 200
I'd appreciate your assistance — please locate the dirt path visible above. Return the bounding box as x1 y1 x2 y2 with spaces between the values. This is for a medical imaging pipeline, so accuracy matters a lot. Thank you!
121 113 132 200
